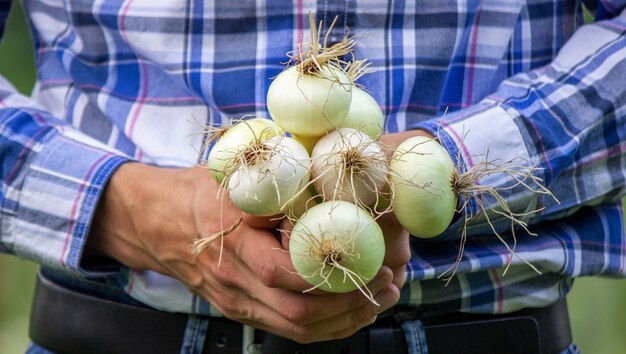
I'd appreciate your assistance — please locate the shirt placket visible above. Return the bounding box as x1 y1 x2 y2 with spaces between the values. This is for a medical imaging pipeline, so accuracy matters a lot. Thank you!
315 0 355 46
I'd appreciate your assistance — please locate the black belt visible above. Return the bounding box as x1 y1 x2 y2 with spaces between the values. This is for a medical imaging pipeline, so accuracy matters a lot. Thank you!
30 273 572 354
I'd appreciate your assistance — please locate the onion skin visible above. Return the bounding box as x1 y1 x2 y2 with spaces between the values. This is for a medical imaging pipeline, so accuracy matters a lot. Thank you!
266 65 352 137
311 128 388 207
289 201 385 293
291 133 320 155
390 136 457 238
208 118 283 184
338 86 384 140
228 136 310 217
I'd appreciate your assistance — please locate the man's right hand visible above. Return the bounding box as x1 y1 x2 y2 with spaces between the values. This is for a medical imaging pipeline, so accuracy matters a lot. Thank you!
86 163 400 343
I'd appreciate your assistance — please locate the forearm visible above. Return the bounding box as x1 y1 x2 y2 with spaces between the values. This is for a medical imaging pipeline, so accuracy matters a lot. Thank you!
86 162 160 273
86 163 242 276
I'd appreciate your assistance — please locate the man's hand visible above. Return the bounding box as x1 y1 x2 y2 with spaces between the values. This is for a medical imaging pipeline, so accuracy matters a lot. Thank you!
375 211 410 289
86 164 399 343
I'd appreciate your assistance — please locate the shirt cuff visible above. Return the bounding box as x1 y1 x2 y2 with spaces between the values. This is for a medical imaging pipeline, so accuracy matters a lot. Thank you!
12 126 130 277
409 99 534 240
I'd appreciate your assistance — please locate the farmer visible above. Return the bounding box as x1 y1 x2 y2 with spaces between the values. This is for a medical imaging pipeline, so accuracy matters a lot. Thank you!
1 1 624 353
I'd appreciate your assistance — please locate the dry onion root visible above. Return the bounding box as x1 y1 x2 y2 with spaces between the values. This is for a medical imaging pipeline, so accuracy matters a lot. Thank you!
310 128 391 215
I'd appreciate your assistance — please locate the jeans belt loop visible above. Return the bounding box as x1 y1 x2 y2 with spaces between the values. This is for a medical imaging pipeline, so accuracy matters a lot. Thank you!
243 325 261 354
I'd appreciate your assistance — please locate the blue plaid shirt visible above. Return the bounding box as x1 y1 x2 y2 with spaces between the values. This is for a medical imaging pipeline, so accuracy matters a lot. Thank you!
1 0 625 316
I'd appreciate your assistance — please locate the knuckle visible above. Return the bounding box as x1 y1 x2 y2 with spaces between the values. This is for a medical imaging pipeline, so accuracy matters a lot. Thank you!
348 289 366 308
387 247 411 269
399 246 411 265
212 264 236 287
235 304 253 321
217 292 239 317
353 306 377 326
281 300 310 324
395 266 407 287
366 314 378 326
327 326 360 341
218 294 254 322
289 324 314 344
359 300 382 324
184 274 205 295
275 294 314 324
384 250 411 269
257 260 278 288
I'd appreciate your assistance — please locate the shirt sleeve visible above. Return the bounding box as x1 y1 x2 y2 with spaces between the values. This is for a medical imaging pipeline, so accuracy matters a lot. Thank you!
0 76 130 277
412 5 626 240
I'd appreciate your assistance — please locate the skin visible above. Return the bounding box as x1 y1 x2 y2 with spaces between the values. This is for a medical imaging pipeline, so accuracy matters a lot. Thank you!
86 130 433 344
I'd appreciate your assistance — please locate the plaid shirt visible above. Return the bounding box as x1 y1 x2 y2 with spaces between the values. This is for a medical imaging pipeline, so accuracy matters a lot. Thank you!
1 0 625 316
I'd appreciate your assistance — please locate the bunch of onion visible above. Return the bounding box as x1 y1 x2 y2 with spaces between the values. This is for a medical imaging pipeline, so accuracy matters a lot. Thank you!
261 14 390 302
195 13 557 301
193 15 389 301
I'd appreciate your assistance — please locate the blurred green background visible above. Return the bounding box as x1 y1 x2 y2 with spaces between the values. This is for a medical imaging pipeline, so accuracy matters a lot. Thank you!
1 2 626 353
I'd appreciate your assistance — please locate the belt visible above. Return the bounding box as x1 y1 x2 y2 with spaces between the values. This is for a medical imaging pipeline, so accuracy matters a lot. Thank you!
29 273 572 354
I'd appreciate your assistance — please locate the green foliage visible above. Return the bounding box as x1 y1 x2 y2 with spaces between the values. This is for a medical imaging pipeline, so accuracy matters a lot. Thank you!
0 255 37 353
0 2 35 95
569 276 626 353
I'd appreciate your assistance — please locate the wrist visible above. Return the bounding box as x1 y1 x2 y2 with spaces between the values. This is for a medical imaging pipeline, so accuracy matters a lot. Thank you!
86 162 176 271
86 162 143 260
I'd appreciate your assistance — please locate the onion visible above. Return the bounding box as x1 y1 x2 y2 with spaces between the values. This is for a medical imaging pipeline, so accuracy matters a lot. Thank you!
207 118 283 184
311 128 389 210
267 65 352 137
390 135 559 284
291 134 321 155
289 200 384 303
389 136 457 238
291 133 320 155
337 86 384 140
228 136 310 217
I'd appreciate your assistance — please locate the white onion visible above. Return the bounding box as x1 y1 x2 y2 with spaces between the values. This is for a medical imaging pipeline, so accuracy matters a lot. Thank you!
390 136 457 238
228 136 310 217
289 200 384 296
207 118 283 184
266 65 352 137
338 86 384 140
311 128 389 208
291 133 320 155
